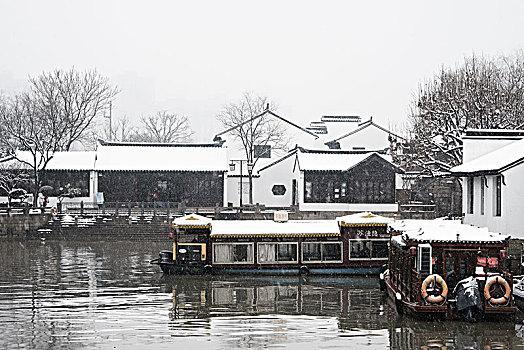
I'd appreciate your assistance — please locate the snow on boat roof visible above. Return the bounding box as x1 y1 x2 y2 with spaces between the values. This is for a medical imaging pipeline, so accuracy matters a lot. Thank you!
173 213 212 228
210 220 340 238
336 211 393 227
95 144 228 172
297 151 393 171
451 138 524 175
390 219 509 244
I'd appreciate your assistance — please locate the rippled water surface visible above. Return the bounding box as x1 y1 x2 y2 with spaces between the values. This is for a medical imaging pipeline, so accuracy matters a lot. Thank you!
1 236 524 349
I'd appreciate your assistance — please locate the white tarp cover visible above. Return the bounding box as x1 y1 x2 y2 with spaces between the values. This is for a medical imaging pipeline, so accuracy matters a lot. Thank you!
173 213 212 227
210 219 340 237
451 138 524 174
390 219 509 243
336 211 393 226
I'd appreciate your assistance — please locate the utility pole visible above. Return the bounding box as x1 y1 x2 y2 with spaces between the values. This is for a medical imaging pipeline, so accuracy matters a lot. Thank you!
104 101 113 140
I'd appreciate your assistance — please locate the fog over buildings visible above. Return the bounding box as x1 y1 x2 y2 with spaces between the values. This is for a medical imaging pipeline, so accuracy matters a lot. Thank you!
1 0 524 142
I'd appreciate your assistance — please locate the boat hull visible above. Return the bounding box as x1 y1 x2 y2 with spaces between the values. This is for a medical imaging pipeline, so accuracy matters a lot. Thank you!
384 273 516 320
158 262 382 276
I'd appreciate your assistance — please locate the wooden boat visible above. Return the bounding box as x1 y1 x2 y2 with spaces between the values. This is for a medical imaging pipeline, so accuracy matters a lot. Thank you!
151 212 393 276
382 219 516 320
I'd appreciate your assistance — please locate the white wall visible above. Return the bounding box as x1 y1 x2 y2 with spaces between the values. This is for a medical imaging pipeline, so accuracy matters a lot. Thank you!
463 166 524 238
254 153 299 207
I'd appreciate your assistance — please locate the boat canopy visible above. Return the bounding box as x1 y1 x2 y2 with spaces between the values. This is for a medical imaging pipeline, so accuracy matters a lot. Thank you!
390 219 509 246
172 213 212 229
210 220 340 238
336 211 393 227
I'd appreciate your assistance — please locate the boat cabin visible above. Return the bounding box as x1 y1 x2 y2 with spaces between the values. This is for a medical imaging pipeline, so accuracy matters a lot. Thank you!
384 219 515 320
154 212 394 275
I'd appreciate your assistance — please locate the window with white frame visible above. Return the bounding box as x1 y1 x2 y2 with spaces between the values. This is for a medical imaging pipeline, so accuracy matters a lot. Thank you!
467 177 474 214
480 177 485 215
213 243 254 264
302 242 342 262
349 239 388 259
494 175 502 217
258 243 298 263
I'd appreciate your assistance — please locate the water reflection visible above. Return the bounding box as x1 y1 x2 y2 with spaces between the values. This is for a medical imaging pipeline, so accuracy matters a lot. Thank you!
0 237 523 349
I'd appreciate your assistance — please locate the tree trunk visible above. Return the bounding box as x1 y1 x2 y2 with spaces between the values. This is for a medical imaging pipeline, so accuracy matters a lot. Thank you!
33 168 39 207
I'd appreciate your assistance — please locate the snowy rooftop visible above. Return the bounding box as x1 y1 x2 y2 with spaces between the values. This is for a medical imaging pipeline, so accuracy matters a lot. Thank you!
390 219 509 245
297 150 394 171
451 138 524 175
173 213 212 228
210 219 340 238
1 151 96 171
95 144 228 172
336 212 393 227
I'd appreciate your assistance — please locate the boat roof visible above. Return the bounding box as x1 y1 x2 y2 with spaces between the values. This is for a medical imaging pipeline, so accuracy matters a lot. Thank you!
210 220 340 238
390 219 509 246
336 211 393 227
173 213 212 228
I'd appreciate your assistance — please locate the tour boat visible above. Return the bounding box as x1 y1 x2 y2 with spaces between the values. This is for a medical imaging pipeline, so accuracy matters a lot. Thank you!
381 219 516 320
151 211 393 276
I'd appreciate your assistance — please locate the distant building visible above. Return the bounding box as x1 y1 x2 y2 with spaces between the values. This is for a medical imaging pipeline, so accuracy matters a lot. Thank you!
323 117 404 153
451 129 524 238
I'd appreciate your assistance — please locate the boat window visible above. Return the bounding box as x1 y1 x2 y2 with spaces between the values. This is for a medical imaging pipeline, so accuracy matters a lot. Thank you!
417 245 432 274
302 242 342 262
278 243 298 262
322 243 342 261
349 240 389 259
303 243 322 261
258 243 298 263
213 243 253 264
371 241 389 258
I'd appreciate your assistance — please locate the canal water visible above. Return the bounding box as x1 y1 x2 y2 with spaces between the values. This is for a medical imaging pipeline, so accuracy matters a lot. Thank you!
1 237 524 349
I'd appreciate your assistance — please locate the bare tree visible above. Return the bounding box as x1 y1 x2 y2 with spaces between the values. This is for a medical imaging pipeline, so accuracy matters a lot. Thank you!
30 68 119 151
217 92 290 204
0 93 57 205
133 111 194 143
400 52 524 177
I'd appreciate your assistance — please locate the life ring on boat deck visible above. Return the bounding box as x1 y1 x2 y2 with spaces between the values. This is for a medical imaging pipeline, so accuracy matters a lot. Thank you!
421 274 448 304
50 207 58 217
484 276 511 305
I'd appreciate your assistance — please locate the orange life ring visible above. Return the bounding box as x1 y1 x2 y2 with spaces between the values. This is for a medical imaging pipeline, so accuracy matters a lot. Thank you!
484 276 511 305
50 207 58 217
421 274 448 304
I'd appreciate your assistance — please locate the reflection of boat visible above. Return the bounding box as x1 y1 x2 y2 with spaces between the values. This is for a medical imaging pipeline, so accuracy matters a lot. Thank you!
513 277 524 310
383 219 516 320
161 274 392 330
152 212 392 276
389 317 517 349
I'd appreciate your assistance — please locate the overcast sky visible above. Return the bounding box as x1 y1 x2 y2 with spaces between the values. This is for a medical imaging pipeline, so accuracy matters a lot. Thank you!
1 0 524 142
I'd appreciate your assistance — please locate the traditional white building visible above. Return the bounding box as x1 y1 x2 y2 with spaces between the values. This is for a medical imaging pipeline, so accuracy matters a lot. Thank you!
254 147 402 213
451 129 524 238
